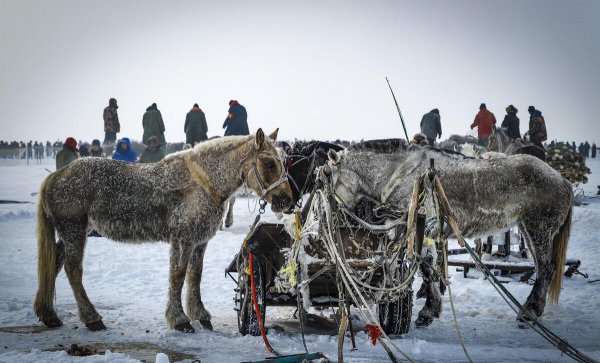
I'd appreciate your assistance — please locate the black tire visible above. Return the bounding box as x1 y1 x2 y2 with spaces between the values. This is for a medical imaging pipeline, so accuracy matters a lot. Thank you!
238 257 267 336
378 289 413 335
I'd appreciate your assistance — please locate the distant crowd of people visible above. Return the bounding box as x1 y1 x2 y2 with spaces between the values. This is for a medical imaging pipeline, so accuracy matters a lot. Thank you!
56 97 249 170
420 103 550 149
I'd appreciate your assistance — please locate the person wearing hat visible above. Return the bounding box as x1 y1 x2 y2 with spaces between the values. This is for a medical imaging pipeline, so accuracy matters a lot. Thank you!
56 137 79 170
420 108 442 146
184 103 208 146
139 136 166 163
501 105 521 140
222 100 249 136
470 103 497 147
103 98 120 145
90 139 104 157
112 137 138 162
524 106 547 149
142 103 166 145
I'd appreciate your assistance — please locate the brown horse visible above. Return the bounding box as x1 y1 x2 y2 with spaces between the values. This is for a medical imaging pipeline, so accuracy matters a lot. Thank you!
34 129 293 332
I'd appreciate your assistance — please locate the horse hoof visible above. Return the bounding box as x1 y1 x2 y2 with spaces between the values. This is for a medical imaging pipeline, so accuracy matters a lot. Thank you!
86 320 106 331
43 317 63 328
200 319 213 330
415 316 433 327
174 322 195 333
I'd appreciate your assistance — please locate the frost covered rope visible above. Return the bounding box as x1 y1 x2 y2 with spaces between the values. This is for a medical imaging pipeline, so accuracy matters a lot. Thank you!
313 188 416 363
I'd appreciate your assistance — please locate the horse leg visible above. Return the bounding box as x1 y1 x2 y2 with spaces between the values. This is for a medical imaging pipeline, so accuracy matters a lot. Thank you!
224 197 235 228
34 240 65 328
61 227 105 331
186 243 212 330
518 223 554 319
165 242 194 332
415 253 442 327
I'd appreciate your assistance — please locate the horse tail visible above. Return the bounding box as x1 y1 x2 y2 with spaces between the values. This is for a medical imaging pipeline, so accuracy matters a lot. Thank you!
548 203 572 304
34 176 59 319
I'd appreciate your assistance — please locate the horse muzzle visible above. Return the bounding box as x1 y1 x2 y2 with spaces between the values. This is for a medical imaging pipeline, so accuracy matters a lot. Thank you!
270 192 293 213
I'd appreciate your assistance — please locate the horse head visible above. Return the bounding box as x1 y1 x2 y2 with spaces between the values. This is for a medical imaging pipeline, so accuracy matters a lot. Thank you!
243 128 293 213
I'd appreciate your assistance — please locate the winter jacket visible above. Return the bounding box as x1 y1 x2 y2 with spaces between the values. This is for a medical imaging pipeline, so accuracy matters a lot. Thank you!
103 99 120 133
471 109 497 139
112 138 138 162
184 107 208 144
420 111 442 140
528 110 547 144
139 147 166 163
501 113 521 139
223 102 249 136
55 145 79 170
142 105 166 145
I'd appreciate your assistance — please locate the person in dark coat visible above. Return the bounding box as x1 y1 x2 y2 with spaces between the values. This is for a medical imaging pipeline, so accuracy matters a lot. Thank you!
139 136 166 163
56 137 79 170
142 103 166 145
578 142 585 157
90 139 103 157
584 141 591 158
470 103 496 147
222 100 249 136
571 141 577 153
184 103 208 146
592 142 597 158
112 137 138 162
79 143 91 157
501 105 521 140
420 109 442 146
524 106 547 149
103 98 120 145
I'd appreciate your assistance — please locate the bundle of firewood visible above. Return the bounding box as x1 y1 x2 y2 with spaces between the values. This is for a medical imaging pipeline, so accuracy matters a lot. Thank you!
546 144 591 184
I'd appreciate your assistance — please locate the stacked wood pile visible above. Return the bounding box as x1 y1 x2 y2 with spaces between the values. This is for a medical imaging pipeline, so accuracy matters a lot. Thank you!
546 144 591 183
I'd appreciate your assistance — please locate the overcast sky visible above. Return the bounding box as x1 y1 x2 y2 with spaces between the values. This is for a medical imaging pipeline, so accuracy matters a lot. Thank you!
1 0 599 144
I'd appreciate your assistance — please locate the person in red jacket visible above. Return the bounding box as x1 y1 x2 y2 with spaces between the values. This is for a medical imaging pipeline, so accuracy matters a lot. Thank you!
470 103 497 147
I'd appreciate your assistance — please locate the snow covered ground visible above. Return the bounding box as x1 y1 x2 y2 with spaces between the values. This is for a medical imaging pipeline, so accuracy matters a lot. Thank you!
0 156 599 363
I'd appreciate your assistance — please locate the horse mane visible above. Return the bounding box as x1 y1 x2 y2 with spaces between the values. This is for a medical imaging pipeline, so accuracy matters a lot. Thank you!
165 135 255 160
347 139 407 154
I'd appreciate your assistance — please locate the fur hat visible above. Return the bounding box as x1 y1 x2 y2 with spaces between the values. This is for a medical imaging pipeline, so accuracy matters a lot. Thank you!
64 137 78 151
229 100 238 106
506 105 518 114
480 103 486 109
193 103 199 108
528 106 536 113
92 139 101 146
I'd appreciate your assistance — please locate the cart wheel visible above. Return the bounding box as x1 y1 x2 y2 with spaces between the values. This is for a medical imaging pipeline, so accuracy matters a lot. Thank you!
237 257 267 336
378 289 413 335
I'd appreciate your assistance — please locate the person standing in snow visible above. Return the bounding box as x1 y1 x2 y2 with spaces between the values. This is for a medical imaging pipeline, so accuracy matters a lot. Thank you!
139 136 166 163
592 142 597 158
142 103 166 145
524 106 547 149
184 103 208 146
56 137 79 170
223 100 249 136
103 98 120 146
584 141 591 158
112 137 138 162
470 103 497 147
501 105 521 140
420 109 442 146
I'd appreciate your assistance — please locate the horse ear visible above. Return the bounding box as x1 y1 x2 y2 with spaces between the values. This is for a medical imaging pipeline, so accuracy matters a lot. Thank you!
255 128 265 149
328 149 341 164
268 128 279 141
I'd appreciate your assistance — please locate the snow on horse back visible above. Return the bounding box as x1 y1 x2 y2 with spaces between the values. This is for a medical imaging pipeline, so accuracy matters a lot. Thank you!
34 129 292 332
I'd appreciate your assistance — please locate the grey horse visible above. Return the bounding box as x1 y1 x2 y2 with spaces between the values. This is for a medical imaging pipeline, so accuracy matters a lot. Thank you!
34 129 293 332
326 139 572 325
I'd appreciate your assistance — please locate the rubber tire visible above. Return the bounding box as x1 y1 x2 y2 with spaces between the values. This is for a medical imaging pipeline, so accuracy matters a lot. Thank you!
238 258 267 336
378 289 413 335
